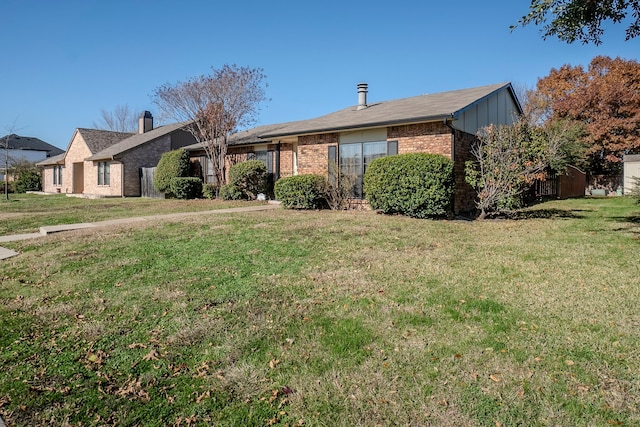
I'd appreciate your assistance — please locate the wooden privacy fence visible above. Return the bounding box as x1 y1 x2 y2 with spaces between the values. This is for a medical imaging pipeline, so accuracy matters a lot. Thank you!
535 165 586 199
140 167 164 199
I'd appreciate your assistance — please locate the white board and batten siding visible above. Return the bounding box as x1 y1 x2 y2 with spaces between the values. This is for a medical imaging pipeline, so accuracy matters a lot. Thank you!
453 88 520 135
623 154 640 194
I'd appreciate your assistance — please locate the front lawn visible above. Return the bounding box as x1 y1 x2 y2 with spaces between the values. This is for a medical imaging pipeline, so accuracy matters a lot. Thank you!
1 197 638 426
0 193 256 235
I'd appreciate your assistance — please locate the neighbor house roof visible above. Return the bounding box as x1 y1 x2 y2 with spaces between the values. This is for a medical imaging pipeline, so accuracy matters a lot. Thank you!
86 122 189 161
624 154 640 162
260 82 518 138
1 134 64 157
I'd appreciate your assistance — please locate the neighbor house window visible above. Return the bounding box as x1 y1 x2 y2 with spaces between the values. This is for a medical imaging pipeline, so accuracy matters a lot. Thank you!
53 166 63 186
337 140 398 197
98 162 110 186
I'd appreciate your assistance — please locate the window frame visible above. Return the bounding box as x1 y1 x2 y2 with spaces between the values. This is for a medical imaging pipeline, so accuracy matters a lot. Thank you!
97 161 110 186
337 140 398 198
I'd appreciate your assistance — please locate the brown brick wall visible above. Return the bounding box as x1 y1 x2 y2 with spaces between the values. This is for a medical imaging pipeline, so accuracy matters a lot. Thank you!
297 133 338 176
452 129 478 214
389 122 453 158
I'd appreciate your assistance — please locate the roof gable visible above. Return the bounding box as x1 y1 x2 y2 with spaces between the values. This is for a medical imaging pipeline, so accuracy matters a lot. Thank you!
86 122 188 161
76 128 134 154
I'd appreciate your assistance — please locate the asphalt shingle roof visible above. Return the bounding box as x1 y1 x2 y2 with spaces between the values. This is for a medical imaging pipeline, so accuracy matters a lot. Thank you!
260 82 514 138
1 134 64 156
77 128 134 154
87 122 188 161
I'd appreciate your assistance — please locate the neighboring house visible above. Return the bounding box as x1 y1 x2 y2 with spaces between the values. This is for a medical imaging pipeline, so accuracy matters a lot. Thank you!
189 82 522 213
1 134 63 181
623 154 640 194
38 112 197 197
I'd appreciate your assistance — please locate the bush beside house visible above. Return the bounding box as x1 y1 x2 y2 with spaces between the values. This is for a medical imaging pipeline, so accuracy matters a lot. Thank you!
227 160 268 200
364 153 454 218
169 177 202 200
154 149 190 196
275 174 326 209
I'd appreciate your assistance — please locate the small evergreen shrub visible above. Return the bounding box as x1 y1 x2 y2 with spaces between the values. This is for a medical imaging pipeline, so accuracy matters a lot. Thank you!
228 160 267 200
169 177 202 200
202 183 216 200
14 170 42 193
275 174 326 209
219 183 244 200
364 153 454 218
155 149 190 195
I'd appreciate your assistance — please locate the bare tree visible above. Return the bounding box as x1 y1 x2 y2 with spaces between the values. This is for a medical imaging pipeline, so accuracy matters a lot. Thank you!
92 104 138 133
465 119 567 219
2 121 22 201
152 64 267 190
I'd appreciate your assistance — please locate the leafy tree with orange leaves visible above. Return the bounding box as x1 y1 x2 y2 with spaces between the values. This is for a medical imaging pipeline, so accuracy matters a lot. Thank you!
529 55 640 174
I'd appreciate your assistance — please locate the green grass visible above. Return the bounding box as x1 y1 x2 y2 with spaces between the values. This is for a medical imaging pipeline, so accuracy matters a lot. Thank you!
0 193 256 235
1 196 639 426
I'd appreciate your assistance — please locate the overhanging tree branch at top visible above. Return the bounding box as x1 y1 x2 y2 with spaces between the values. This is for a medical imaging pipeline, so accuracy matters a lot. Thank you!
152 65 268 190
513 0 640 45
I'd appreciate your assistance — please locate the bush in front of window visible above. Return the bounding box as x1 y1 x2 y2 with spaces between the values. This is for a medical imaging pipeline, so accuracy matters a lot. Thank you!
228 160 268 200
202 183 217 200
169 177 202 200
364 153 454 218
219 184 244 200
155 149 190 196
274 174 326 209
14 170 42 193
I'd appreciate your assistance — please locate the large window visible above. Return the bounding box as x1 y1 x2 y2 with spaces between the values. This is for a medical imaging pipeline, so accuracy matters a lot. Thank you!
98 162 110 186
337 140 397 197
248 150 274 174
53 166 63 186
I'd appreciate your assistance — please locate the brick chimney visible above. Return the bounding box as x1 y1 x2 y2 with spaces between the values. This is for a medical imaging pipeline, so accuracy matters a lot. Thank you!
138 111 153 134
357 83 368 110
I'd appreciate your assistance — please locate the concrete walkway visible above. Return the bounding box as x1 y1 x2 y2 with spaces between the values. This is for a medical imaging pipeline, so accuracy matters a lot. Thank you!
0 203 281 260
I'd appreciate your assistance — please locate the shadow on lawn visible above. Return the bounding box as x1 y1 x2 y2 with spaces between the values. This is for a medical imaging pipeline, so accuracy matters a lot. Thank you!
609 215 640 236
498 208 587 220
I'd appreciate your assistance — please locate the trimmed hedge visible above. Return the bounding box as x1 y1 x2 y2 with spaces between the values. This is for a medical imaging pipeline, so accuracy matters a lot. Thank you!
274 174 326 209
364 153 454 218
219 184 243 201
169 177 202 200
155 149 190 195
228 160 267 200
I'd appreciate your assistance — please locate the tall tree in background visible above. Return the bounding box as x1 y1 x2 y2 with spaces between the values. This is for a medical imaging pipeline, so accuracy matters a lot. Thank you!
152 65 267 190
514 0 640 45
92 104 138 133
529 55 640 173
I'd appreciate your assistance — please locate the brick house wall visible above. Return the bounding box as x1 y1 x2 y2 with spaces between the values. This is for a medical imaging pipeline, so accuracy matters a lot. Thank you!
389 122 453 157
297 133 338 176
62 132 91 195
452 129 477 214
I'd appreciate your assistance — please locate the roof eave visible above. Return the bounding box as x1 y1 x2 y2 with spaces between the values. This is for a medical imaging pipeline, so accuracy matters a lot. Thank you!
259 114 455 139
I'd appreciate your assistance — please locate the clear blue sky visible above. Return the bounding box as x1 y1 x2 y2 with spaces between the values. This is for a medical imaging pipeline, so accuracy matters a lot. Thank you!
3 0 639 149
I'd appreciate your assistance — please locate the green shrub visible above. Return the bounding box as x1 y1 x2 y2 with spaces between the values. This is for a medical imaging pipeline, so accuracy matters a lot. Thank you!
202 183 216 200
228 160 267 200
169 177 202 200
14 170 42 193
155 149 190 195
364 153 454 218
219 184 244 200
275 174 326 209
0 181 13 194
